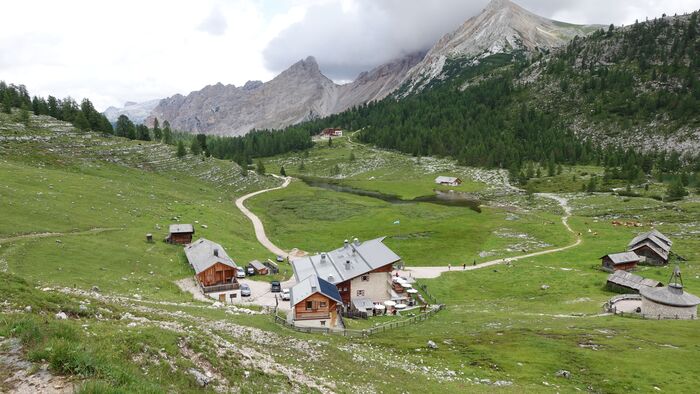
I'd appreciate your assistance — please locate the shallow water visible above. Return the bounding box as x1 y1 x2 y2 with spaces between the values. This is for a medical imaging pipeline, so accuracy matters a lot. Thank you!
299 177 482 213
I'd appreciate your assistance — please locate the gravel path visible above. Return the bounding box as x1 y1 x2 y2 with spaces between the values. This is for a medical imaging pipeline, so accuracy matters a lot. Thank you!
0 228 121 245
402 194 582 279
234 175 292 258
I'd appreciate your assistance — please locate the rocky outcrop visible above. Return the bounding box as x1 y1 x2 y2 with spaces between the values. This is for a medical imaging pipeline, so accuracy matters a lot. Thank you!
148 53 423 136
400 0 597 94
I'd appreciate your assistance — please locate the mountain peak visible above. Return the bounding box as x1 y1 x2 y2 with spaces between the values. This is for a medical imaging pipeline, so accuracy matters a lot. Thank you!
400 0 596 94
485 0 514 11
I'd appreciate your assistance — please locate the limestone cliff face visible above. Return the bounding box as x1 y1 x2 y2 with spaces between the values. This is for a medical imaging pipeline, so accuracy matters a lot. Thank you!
401 0 597 94
148 53 423 136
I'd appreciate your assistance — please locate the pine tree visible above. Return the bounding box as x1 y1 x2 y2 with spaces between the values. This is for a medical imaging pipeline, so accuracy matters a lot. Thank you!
176 140 186 157
349 152 356 162
18 105 30 126
667 178 688 200
328 137 332 147
152 118 162 142
115 115 134 138
280 166 287 176
2 92 12 114
73 111 90 131
137 124 151 141
256 160 266 175
190 138 202 155
163 121 173 144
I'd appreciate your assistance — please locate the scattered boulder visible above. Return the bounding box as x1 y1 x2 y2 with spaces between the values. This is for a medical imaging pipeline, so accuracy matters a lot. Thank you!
494 381 513 387
91 286 101 293
24 306 32 313
188 368 211 387
555 370 571 379
79 304 88 312
541 284 550 290
55 311 68 320
427 340 438 349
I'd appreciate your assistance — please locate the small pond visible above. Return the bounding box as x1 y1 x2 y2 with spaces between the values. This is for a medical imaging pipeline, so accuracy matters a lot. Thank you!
299 177 482 213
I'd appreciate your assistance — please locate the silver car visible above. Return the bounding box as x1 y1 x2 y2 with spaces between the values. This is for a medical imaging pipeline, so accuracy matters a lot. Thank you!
240 284 251 297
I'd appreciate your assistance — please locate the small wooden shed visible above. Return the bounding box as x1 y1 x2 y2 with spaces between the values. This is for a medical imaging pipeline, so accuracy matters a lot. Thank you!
249 260 269 275
166 224 195 245
601 252 640 272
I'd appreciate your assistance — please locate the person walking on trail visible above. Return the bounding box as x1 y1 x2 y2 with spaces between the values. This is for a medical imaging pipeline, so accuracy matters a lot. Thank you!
463 263 466 270
448 263 451 271
473 259 476 266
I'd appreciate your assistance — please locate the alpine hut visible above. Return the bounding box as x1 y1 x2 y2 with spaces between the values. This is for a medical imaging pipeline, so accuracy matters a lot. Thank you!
184 239 239 292
627 230 672 266
290 275 343 328
167 224 195 245
606 270 663 294
600 252 640 272
291 237 402 308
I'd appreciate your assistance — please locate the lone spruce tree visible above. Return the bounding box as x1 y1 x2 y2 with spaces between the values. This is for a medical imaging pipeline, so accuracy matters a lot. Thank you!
176 140 186 157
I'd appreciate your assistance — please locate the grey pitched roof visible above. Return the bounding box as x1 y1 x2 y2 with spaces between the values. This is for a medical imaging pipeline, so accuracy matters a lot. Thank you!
628 230 671 252
290 275 342 306
291 237 401 284
630 240 670 260
170 224 194 234
249 260 266 270
607 270 662 291
435 176 460 184
184 238 236 274
640 285 700 307
352 297 375 311
601 252 640 265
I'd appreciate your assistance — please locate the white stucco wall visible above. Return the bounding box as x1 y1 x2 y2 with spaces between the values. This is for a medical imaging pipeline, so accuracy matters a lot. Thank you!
642 297 698 320
350 272 391 303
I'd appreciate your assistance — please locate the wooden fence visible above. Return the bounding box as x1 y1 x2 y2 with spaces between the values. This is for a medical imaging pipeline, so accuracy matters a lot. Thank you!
273 304 444 337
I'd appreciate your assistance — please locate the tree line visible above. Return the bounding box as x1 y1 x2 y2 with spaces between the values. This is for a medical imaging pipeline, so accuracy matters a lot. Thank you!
1 81 113 133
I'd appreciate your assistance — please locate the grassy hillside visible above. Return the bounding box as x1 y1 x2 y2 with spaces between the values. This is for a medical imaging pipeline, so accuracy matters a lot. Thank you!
2 112 700 393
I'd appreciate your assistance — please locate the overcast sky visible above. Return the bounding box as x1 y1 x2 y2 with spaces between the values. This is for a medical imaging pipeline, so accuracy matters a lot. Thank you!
1 0 698 111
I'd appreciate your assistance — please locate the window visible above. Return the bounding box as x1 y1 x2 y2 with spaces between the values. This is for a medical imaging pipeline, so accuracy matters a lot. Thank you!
320 320 326 326
319 301 327 308
357 290 365 297
305 301 313 310
361 275 370 282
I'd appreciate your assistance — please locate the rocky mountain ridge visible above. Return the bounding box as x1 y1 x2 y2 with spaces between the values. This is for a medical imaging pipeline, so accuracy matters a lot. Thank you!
147 52 425 136
400 0 598 94
137 0 596 135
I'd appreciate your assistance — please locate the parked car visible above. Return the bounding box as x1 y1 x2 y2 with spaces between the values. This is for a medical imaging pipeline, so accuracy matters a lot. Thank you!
240 284 251 297
246 265 255 276
235 267 246 279
271 281 282 293
276 255 284 263
281 289 290 301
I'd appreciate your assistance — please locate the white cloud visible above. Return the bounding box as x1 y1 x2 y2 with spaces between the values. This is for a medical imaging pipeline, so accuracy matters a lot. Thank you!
1 0 698 111
198 5 229 36
264 0 700 80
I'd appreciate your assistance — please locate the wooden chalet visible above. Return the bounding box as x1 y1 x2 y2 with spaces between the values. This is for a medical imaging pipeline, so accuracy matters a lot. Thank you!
167 224 195 245
601 252 640 272
290 275 342 328
184 239 239 293
291 237 401 308
627 230 672 266
606 270 663 294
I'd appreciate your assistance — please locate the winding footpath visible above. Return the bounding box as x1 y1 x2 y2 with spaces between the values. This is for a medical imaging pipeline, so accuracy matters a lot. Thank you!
402 193 582 279
235 175 582 280
235 175 292 258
